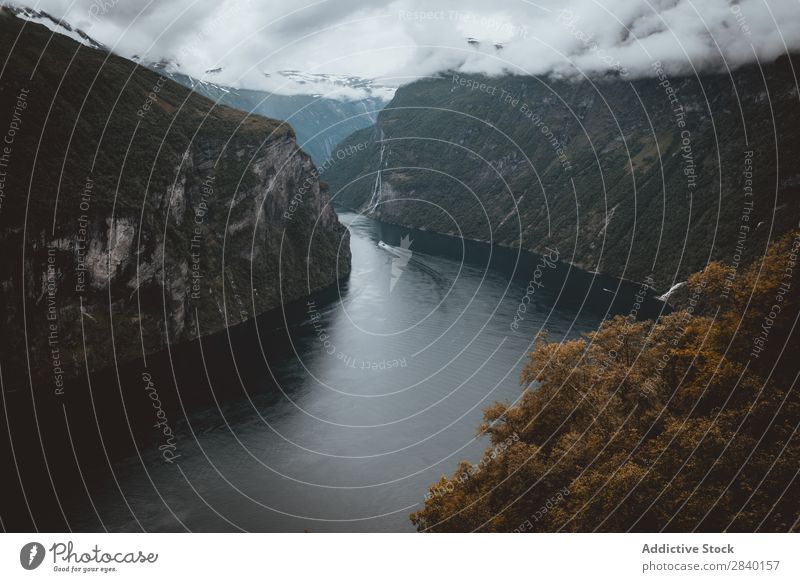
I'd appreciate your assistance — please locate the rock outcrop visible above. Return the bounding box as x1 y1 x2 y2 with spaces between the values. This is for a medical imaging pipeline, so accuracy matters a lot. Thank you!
0 8 350 387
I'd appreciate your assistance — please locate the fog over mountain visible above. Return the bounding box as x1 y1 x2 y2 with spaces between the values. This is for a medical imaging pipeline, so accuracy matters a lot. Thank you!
22 0 800 94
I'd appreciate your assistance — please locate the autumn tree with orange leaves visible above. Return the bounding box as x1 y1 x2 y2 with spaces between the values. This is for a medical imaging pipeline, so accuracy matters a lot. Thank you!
411 232 800 532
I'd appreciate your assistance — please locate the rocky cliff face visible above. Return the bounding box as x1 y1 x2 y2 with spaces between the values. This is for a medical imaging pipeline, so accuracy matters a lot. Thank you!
325 59 800 289
0 8 350 387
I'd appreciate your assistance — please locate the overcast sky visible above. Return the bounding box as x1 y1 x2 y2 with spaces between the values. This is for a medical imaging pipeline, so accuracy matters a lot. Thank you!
25 0 800 93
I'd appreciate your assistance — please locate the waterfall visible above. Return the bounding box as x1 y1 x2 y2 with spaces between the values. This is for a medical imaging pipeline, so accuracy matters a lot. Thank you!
366 129 385 213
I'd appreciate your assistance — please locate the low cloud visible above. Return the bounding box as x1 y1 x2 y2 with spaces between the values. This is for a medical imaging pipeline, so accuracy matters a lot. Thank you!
22 0 800 92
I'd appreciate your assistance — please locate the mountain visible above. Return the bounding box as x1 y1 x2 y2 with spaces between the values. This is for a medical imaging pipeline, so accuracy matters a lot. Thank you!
0 7 350 385
5 3 391 167
4 4 104 49
148 64 393 166
324 61 800 290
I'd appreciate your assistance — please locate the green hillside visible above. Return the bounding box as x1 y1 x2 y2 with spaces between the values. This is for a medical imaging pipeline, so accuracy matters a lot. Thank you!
325 62 800 289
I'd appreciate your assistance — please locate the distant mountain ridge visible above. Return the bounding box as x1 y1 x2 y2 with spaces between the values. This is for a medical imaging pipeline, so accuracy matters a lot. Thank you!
147 63 393 166
324 60 800 289
4 2 393 167
4 4 104 49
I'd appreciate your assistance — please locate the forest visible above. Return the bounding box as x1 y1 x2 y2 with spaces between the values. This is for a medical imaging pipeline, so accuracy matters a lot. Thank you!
413 232 800 532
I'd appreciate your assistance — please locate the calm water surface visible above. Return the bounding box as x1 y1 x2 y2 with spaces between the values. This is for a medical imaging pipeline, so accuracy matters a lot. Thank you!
72 212 663 532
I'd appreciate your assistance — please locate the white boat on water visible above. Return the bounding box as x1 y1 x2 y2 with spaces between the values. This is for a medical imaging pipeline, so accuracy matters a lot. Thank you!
378 240 413 259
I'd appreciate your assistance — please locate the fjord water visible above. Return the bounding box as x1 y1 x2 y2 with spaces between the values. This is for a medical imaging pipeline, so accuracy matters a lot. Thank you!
69 211 664 532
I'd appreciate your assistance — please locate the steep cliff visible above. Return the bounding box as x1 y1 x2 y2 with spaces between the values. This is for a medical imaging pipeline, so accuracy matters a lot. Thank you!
0 8 350 387
325 60 800 289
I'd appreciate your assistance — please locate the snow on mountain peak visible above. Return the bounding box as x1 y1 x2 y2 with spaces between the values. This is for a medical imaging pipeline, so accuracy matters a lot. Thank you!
4 4 394 103
263 70 396 102
4 4 104 50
